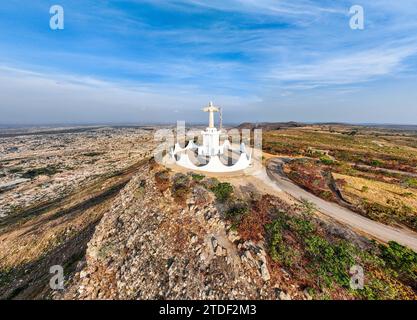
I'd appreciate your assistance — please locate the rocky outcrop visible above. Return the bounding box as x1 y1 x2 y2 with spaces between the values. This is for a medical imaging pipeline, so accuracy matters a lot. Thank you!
62 161 304 300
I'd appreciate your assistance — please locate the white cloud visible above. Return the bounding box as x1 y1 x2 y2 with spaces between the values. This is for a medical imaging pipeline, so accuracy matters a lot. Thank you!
269 44 417 86
0 66 260 124
144 0 345 17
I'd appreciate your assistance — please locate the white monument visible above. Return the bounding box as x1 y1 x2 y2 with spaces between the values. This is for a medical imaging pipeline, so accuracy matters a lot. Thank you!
170 102 252 173
199 102 221 156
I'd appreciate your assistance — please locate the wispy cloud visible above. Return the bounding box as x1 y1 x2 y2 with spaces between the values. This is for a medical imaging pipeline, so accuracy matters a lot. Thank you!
143 0 345 18
269 43 417 86
0 65 260 124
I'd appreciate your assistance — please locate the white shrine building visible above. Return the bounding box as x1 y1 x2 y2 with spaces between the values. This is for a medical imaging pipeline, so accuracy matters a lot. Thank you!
170 102 252 173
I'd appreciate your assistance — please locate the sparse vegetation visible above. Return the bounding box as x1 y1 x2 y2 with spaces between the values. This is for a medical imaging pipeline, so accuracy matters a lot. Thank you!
83 152 104 157
334 173 417 231
379 241 417 288
211 182 234 203
0 128 155 299
237 126 417 297
320 156 335 165
270 127 417 231
299 198 317 215
171 173 191 205
22 165 60 179
193 185 210 206
202 177 220 190
225 201 249 226
404 178 417 189
9 167 23 174
285 159 336 201
227 193 417 299
97 242 117 260
2 124 417 300
134 179 147 197
191 173 205 182
154 169 170 192
264 127 417 173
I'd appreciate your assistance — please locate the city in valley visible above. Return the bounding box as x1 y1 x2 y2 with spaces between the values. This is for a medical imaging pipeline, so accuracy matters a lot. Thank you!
1 122 416 300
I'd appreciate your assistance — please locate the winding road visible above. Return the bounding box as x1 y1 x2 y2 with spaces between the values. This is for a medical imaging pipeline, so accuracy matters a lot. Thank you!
263 158 417 252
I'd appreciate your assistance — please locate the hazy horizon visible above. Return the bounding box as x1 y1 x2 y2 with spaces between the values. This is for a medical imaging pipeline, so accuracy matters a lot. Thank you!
2 121 417 129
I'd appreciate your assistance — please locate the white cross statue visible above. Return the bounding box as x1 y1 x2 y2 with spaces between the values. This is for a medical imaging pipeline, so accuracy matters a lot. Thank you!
203 101 219 128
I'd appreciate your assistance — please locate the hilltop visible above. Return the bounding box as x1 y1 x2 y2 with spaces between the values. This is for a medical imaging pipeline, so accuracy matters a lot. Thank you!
60 159 417 300
236 122 305 131
61 160 297 299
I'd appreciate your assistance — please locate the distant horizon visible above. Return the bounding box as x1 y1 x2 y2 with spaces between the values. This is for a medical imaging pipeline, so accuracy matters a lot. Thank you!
2 121 417 129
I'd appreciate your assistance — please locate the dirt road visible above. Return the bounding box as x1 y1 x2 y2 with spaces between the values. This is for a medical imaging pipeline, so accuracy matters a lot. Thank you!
262 158 417 252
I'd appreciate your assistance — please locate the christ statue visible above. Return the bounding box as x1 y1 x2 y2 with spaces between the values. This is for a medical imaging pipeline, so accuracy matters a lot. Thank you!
203 101 219 128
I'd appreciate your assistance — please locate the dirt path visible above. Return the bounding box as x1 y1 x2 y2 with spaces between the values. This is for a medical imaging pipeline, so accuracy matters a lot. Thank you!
261 158 417 252
352 163 417 178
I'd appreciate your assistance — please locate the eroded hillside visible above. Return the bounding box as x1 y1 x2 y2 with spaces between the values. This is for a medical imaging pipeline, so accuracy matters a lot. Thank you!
61 159 417 300
62 160 287 299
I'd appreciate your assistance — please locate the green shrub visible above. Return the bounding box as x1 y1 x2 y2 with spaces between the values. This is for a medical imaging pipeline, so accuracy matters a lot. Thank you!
191 173 205 182
300 198 317 216
348 130 358 136
320 156 335 165
266 208 355 289
263 202 415 298
172 173 189 186
404 178 417 188
401 192 414 198
289 217 315 236
370 159 383 167
379 241 417 285
305 236 356 288
265 215 297 267
225 201 249 225
211 182 233 202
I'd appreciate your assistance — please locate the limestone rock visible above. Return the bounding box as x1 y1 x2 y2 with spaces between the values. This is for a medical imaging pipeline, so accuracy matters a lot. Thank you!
60 161 306 300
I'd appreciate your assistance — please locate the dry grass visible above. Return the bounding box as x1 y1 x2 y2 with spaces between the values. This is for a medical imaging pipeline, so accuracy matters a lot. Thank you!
0 176 124 270
335 173 417 230
263 127 417 173
334 173 417 210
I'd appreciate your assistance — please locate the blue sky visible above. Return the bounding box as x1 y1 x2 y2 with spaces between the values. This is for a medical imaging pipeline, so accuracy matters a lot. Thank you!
1 0 417 124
